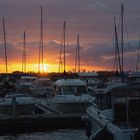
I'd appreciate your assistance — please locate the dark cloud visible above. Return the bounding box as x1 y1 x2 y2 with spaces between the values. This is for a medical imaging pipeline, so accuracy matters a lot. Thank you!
0 0 140 71
0 38 139 71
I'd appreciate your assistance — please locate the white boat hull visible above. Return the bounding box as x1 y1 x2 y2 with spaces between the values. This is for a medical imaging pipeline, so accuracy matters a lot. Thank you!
86 106 140 140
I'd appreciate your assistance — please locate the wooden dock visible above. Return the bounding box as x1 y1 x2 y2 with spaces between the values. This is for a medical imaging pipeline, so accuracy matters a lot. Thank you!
0 113 85 135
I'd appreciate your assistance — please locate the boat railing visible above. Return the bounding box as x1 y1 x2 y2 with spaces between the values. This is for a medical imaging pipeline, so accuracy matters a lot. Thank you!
88 100 97 108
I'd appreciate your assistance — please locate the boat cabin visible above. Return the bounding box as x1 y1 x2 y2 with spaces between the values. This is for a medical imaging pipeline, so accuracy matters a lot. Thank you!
20 76 37 86
128 71 140 83
79 72 100 88
54 79 89 96
30 78 52 97
111 83 140 127
95 83 140 127
33 78 51 87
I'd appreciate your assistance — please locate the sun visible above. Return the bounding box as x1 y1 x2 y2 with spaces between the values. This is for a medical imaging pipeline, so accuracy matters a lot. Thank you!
39 64 49 73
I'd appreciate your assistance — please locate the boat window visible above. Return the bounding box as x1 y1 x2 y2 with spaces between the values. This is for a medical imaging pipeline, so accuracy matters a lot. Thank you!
21 78 36 83
128 99 140 127
38 81 50 86
112 91 128 124
62 86 75 95
112 90 140 126
30 79 36 82
56 87 62 95
96 94 111 110
5 94 30 98
76 86 88 94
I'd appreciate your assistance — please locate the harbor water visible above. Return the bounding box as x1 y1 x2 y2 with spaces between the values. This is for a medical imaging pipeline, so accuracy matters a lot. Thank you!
0 129 87 140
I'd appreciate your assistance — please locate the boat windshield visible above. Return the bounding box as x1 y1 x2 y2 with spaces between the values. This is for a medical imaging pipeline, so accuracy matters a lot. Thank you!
37 80 50 86
21 78 36 83
62 86 88 95
76 86 88 94
62 86 75 94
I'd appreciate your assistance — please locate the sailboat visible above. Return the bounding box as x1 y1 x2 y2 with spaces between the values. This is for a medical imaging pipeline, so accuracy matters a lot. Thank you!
46 22 94 113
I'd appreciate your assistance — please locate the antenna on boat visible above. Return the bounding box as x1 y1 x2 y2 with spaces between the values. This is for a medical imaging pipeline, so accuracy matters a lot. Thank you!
22 31 26 73
38 5 44 74
2 17 8 73
136 36 140 72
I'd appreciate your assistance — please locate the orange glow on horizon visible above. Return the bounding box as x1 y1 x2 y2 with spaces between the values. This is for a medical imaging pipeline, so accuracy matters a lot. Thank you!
0 62 110 73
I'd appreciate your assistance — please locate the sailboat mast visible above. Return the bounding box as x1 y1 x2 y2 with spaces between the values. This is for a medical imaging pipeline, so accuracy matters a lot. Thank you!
22 31 26 73
2 17 8 73
136 36 140 71
38 39 41 73
75 35 80 73
38 5 44 73
77 34 80 73
41 5 44 72
24 31 26 73
114 16 121 73
121 4 124 74
75 38 78 72
63 21 66 73
58 27 65 73
59 45 63 73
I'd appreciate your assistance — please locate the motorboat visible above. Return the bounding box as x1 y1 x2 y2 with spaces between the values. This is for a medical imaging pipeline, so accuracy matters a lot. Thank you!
0 91 50 116
30 78 52 97
46 79 95 113
79 72 101 89
15 76 37 93
84 82 140 140
128 71 140 83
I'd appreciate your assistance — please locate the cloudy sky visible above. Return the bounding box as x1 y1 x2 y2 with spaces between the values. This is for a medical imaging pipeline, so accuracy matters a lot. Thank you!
0 0 140 73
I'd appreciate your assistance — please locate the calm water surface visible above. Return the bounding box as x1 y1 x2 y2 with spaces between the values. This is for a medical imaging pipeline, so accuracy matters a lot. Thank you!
0 129 88 140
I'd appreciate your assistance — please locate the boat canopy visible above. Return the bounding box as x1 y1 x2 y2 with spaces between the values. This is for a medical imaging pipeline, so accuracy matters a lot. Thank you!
54 79 86 87
79 72 99 77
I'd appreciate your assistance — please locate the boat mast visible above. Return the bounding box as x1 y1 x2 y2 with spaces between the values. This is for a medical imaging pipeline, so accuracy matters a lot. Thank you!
114 16 121 73
63 21 66 74
136 36 140 71
77 34 80 73
75 37 78 72
38 5 44 73
22 31 26 73
75 34 80 73
121 5 124 74
2 17 8 73
58 45 63 73
58 25 64 73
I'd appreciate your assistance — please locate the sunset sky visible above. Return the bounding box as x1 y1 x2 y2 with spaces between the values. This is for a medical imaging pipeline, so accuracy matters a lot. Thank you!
0 0 140 73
